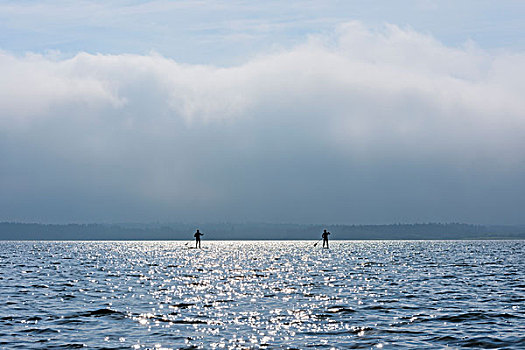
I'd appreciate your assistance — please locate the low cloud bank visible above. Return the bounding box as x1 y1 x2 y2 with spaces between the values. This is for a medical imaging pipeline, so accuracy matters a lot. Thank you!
1 22 524 224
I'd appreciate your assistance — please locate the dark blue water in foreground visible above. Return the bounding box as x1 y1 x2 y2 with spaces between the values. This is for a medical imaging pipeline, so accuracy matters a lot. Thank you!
0 241 524 349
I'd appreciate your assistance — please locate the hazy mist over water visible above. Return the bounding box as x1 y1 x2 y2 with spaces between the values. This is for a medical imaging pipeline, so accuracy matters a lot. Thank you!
1 240 523 349
2 16 525 225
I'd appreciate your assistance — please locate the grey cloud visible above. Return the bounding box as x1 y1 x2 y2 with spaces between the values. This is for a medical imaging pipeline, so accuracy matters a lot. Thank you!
1 23 524 224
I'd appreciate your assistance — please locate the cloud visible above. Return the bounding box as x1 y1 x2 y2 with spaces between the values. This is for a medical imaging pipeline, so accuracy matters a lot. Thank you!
1 22 524 223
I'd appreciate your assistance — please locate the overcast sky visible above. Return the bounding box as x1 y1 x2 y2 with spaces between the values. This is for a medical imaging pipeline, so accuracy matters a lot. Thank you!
1 1 525 224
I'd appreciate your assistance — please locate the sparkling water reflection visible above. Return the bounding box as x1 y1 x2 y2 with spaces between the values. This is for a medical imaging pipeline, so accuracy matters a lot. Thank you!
0 241 524 349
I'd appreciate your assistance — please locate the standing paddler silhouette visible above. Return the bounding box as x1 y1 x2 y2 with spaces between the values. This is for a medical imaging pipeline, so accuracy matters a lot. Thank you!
194 229 203 249
314 229 331 248
322 229 330 249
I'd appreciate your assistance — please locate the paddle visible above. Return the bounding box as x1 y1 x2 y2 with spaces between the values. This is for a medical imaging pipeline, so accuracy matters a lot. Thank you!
313 238 323 247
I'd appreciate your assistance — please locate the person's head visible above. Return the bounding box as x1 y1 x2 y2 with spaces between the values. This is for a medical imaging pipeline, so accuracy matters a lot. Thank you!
196 229 200 233
323 229 327 233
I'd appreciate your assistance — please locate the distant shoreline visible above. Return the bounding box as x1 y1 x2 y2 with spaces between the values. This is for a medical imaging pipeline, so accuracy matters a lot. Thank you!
1 222 524 241
2 239 524 242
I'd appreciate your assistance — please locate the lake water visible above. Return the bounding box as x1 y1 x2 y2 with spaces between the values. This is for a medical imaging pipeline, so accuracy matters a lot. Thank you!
0 240 524 349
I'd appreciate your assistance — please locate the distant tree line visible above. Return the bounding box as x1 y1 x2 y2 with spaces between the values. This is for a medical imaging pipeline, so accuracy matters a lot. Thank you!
0 222 524 240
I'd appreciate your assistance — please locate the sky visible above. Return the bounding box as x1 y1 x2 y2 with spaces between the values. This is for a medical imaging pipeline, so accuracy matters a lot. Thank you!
1 1 525 224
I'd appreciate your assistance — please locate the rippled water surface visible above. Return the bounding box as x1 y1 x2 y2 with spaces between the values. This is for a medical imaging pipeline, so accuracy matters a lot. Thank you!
1 240 524 349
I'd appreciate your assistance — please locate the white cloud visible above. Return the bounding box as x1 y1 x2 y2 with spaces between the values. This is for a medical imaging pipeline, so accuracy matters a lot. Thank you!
1 22 525 223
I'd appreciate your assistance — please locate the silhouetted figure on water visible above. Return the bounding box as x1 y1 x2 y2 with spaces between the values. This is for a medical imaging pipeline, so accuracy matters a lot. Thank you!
194 229 203 248
322 229 330 249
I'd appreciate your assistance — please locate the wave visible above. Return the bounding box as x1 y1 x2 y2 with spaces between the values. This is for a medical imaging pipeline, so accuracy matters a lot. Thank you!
435 311 522 323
